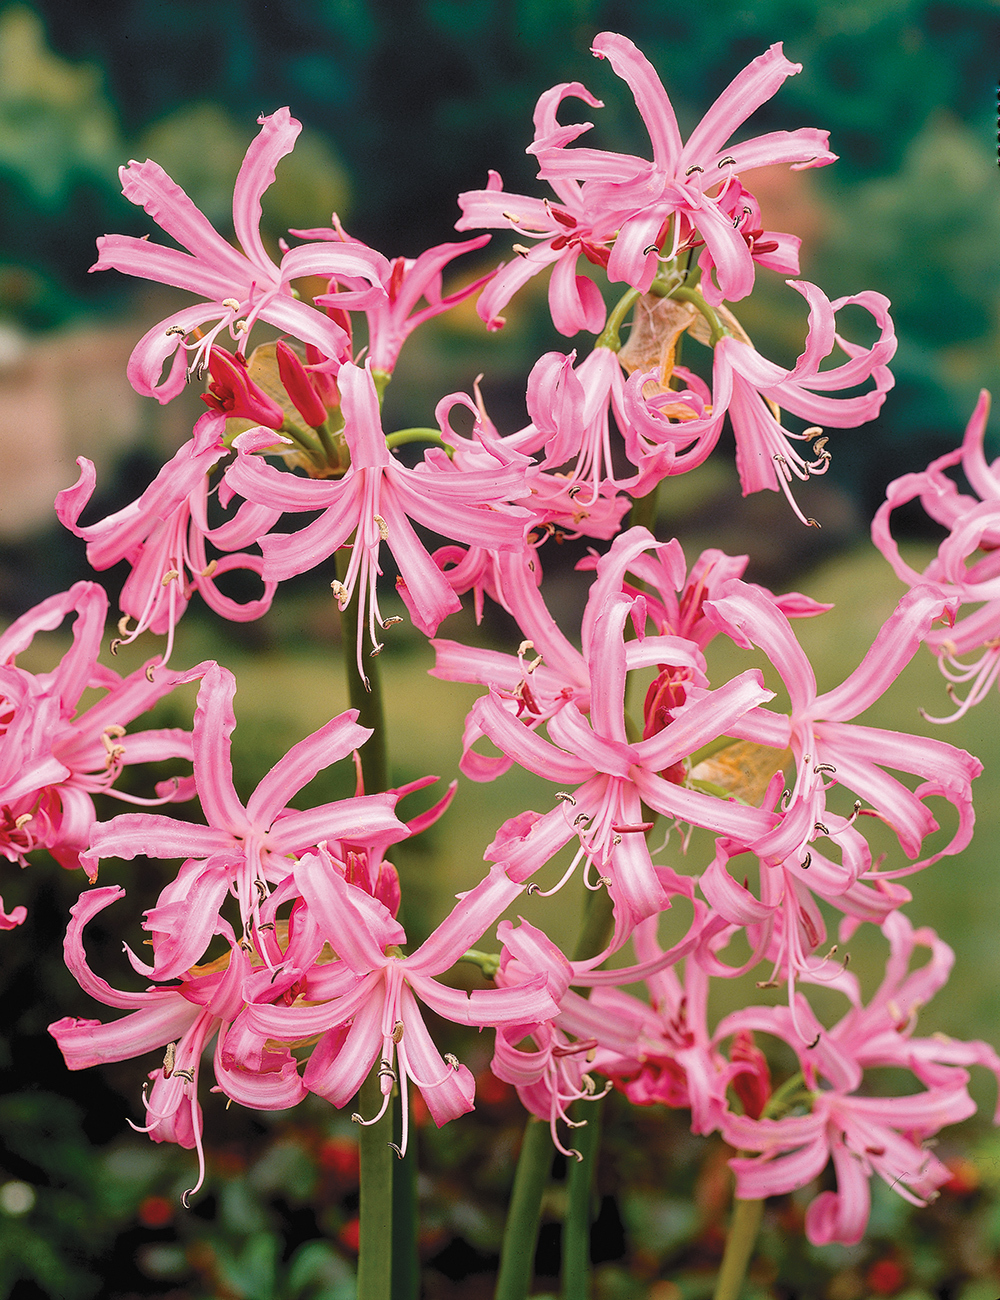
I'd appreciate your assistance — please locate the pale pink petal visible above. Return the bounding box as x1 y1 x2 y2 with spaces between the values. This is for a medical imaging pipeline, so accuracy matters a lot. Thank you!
246 710 369 827
591 32 681 171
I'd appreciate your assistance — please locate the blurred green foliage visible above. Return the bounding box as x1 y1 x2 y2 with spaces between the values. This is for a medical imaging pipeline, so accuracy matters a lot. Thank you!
0 0 993 484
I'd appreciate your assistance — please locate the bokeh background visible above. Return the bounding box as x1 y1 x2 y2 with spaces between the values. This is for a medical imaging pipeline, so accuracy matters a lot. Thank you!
1 2 999 1297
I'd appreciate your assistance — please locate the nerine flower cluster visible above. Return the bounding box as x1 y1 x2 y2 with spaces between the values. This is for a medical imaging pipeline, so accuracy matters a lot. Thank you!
0 34 991 1244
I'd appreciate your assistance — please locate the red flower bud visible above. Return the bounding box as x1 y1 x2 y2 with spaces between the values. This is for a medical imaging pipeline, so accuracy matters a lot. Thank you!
276 340 329 427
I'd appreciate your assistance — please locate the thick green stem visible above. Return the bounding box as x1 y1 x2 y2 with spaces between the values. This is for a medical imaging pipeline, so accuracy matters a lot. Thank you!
392 1092 419 1300
336 549 400 1295
572 886 615 965
356 1068 395 1300
335 548 387 795
561 1096 603 1300
627 481 659 535
495 1116 553 1300
713 1195 764 1300
313 416 339 469
596 287 641 351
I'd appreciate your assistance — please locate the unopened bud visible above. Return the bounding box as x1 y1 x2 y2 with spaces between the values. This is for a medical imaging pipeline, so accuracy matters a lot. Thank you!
276 340 328 428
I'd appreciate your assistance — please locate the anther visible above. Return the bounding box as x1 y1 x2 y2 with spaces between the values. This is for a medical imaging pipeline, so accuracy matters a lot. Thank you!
685 165 704 175
388 1143 404 1159
162 1042 176 1078
378 1063 397 1084
512 244 531 257
555 792 577 805
173 1067 195 1083
800 853 811 869
254 879 268 900
643 243 659 256
525 883 540 895
391 1021 404 1044
369 642 384 657
201 560 218 578
330 579 349 604
14 813 31 829
806 1033 821 1049
258 921 274 932
165 325 187 336
373 514 389 541
117 616 131 638
145 664 156 683
756 980 779 989
717 155 736 167
444 1053 460 1069
222 298 241 312
161 569 180 587
814 821 830 836
813 763 836 775
381 616 403 628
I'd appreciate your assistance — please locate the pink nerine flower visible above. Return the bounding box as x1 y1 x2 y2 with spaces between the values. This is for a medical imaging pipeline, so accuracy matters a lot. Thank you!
83 661 408 975
704 579 981 878
474 581 779 934
93 108 389 402
237 858 559 1156
0 583 193 911
718 914 1000 1246
57 411 279 664
622 281 896 521
297 220 495 374
872 391 1000 719
530 35 835 302
225 362 531 681
50 886 308 1203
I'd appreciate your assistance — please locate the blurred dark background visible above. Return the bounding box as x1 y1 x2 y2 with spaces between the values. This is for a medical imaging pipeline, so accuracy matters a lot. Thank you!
0 0 997 603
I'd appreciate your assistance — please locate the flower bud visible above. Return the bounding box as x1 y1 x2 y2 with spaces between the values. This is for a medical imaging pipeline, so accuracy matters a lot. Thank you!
276 340 329 427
